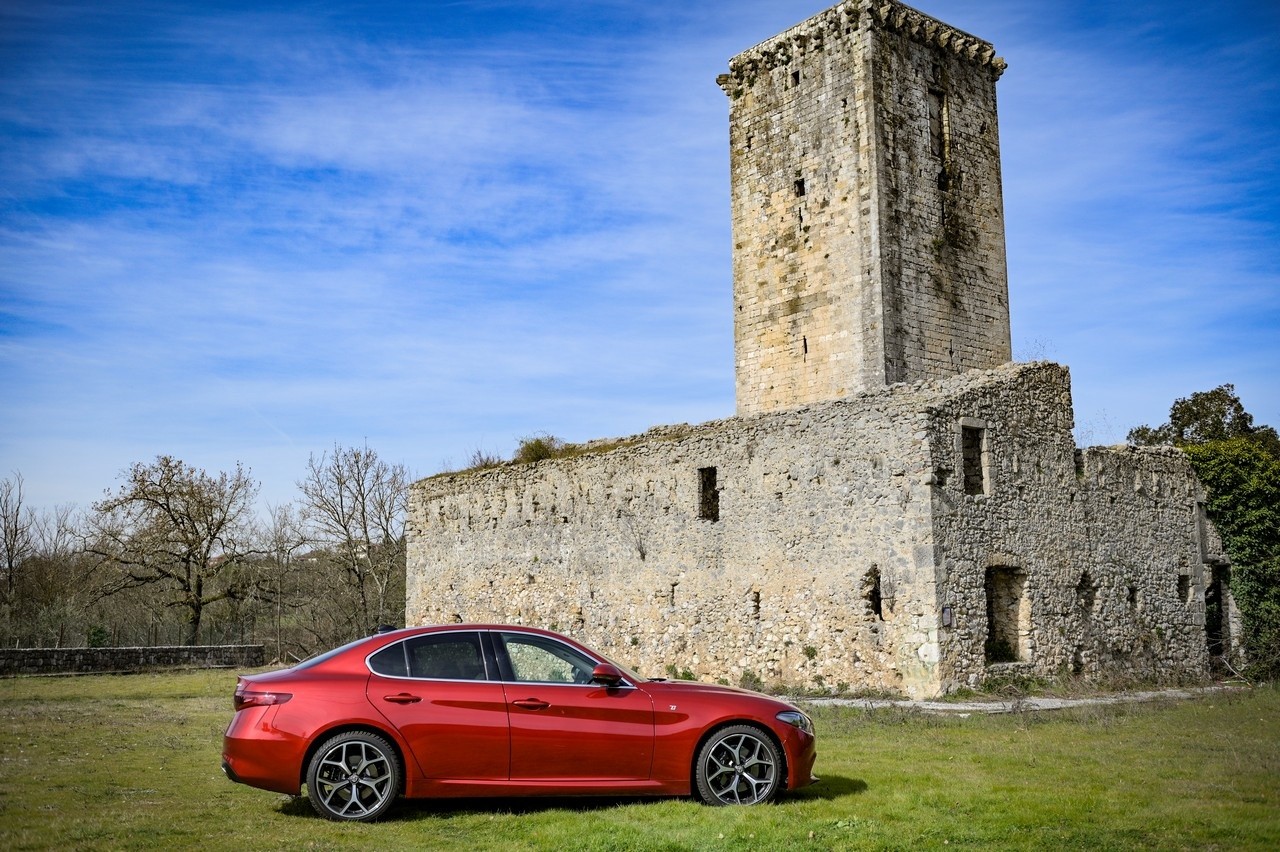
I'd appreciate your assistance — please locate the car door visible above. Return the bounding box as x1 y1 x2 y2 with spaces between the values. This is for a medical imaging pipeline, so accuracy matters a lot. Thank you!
366 630 510 780
495 631 654 781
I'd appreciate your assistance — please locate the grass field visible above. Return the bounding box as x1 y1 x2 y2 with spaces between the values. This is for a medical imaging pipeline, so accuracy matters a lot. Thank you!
1 670 1277 850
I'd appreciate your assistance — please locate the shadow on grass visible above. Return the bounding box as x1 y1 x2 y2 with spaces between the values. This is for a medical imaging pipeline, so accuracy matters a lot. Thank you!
277 793 681 821
790 774 867 800
276 775 867 822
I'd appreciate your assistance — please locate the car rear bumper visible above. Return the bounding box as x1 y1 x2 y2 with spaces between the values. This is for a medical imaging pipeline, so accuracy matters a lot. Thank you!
222 707 305 796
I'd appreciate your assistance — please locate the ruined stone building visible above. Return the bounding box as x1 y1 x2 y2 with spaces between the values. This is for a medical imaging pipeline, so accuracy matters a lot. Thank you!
406 0 1237 697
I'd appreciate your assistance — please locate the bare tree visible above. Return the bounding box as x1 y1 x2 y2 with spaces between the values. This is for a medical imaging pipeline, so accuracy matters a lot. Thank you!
258 501 312 661
298 444 407 636
87 456 260 646
0 489 102 648
1 472 33 601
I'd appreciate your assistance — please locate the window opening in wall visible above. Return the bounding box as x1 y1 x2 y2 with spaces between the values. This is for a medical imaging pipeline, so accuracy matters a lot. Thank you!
927 88 950 161
1177 574 1191 605
1204 566 1230 661
961 425 987 496
1127 585 1139 610
794 178 806 197
863 566 883 620
751 590 761 621
1075 571 1096 616
928 86 952 224
791 69 801 87
984 566 1028 663
698 467 720 522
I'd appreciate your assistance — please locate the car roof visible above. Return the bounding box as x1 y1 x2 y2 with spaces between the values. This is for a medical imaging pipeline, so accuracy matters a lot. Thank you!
369 624 573 641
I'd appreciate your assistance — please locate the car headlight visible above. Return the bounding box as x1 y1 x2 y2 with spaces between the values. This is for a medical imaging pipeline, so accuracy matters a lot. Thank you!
776 709 814 735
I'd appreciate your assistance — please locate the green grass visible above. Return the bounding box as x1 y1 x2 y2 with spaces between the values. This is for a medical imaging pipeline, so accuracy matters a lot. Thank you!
1 671 1277 850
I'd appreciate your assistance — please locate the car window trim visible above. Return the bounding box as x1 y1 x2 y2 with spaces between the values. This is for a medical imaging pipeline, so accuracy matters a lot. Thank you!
364 628 493 683
489 629 636 689
363 627 639 689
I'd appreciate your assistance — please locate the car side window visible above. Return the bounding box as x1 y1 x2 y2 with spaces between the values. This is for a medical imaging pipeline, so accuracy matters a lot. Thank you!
368 642 408 677
370 633 488 680
498 633 597 684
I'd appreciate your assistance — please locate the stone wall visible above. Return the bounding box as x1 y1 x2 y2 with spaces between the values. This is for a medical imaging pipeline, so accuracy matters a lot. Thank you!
720 0 1010 416
410 371 944 696
0 645 265 676
919 365 1230 688
408 362 1225 698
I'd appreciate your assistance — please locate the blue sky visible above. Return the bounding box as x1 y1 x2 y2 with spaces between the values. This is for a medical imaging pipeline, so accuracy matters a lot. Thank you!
3 0 1278 512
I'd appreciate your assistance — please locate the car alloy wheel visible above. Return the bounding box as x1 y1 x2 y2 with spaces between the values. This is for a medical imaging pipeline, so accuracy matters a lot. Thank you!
694 724 782 805
306 731 400 821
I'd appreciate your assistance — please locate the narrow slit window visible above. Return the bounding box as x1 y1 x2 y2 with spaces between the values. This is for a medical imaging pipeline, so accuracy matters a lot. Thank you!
961 424 987 496
794 178 806 197
927 89 946 158
863 566 883 620
698 467 720 522
1076 571 1097 616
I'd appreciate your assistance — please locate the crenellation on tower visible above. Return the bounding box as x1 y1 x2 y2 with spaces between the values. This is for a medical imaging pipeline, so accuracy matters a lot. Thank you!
721 0 1011 416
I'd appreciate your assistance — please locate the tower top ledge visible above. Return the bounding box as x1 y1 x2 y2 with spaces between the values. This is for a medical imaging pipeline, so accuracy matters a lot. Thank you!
719 0 1005 95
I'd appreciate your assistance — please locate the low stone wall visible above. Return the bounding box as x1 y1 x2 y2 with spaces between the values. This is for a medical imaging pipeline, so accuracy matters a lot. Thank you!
0 645 265 676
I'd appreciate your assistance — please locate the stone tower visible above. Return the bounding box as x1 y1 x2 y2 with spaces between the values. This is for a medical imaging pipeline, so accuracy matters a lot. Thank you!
718 0 1012 416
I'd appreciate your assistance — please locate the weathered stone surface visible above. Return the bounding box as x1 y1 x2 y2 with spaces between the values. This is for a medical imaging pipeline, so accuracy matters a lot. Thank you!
408 364 1233 698
722 0 1011 416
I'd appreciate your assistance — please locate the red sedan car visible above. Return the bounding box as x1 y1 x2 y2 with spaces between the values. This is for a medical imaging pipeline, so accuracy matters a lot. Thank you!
223 625 817 820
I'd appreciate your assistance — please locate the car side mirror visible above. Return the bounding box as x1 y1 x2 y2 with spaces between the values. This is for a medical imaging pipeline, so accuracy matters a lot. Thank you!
590 663 625 687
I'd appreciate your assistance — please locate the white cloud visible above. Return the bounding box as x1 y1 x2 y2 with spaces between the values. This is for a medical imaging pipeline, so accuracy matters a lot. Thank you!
2 0 1277 508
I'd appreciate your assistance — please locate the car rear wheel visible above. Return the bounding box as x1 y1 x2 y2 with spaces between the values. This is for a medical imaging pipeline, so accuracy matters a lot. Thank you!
694 724 782 805
306 731 401 821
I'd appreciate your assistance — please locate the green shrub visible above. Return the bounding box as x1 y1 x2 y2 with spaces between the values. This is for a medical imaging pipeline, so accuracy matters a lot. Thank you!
513 433 568 464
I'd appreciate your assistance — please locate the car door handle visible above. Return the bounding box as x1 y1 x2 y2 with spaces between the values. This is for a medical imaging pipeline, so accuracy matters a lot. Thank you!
512 698 550 710
383 693 422 704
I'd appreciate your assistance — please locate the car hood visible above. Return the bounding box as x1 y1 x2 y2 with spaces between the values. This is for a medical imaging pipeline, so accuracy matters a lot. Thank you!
642 679 799 708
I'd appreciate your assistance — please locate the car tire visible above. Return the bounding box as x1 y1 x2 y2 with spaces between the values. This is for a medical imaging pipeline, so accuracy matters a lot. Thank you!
694 724 783 806
305 730 401 821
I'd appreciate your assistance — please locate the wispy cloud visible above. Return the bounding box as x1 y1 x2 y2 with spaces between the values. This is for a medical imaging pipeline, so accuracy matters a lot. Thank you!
2 0 1277 508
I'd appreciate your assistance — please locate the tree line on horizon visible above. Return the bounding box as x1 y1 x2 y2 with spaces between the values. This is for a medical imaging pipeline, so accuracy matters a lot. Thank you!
0 444 407 663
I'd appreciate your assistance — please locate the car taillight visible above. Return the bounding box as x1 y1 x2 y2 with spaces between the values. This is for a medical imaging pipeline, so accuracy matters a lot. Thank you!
233 689 293 712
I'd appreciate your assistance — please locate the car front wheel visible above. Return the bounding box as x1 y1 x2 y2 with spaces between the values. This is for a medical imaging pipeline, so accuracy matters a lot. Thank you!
306 731 401 821
694 724 783 805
